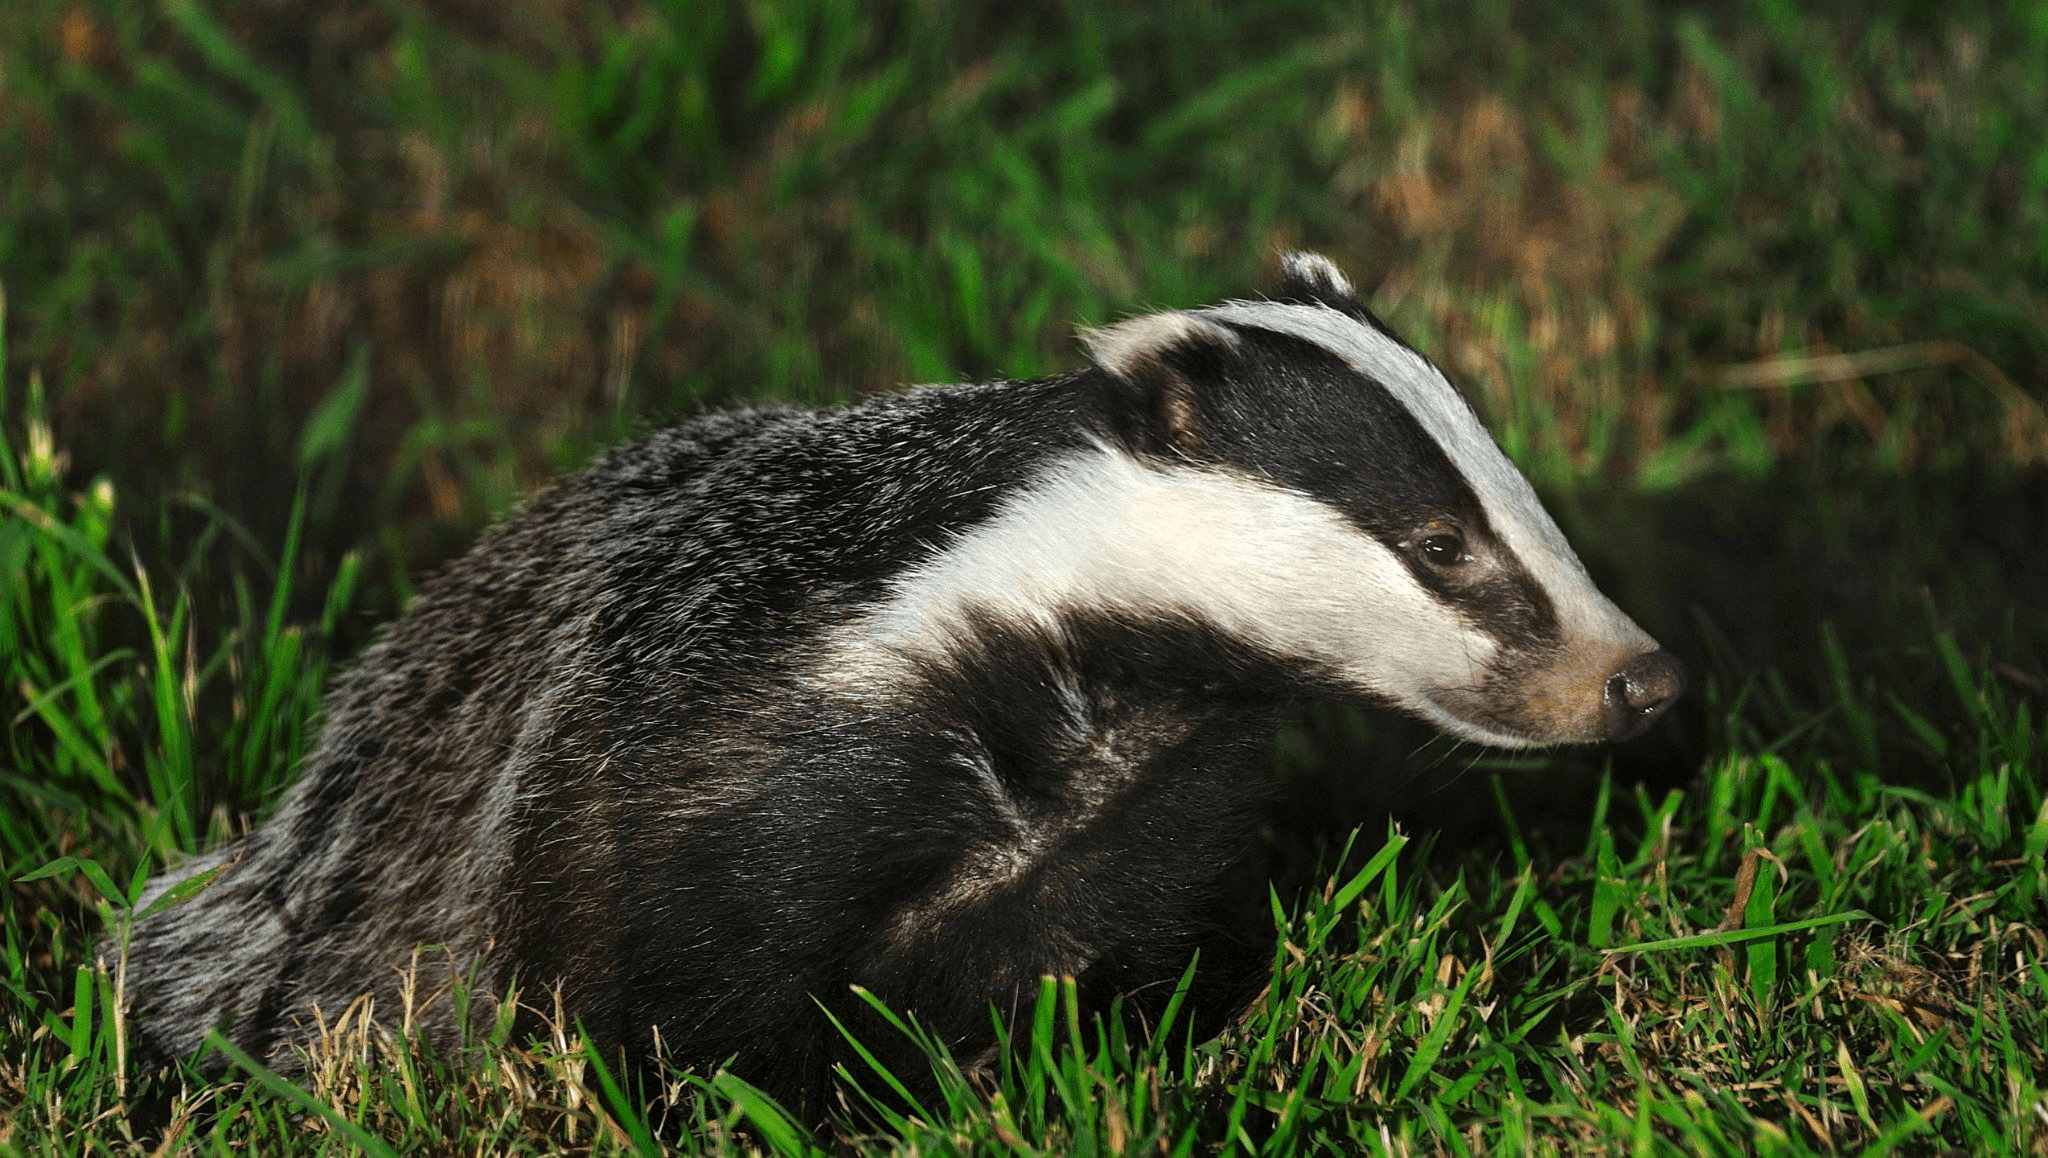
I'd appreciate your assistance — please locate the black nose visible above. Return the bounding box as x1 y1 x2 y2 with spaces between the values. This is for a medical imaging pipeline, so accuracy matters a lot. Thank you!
1603 649 1687 741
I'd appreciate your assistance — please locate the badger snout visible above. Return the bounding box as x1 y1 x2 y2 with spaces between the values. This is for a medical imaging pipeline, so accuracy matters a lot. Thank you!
1600 648 1686 740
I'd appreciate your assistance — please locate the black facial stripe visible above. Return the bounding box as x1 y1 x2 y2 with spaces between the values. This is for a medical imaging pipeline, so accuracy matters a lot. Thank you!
1155 324 1562 651
1156 325 1477 538
1448 564 1562 653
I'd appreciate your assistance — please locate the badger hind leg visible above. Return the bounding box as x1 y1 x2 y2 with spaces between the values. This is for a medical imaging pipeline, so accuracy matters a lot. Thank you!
109 841 304 1075
114 827 490 1078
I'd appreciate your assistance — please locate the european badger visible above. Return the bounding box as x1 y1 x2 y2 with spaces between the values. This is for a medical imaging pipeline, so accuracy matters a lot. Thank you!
115 253 1682 1102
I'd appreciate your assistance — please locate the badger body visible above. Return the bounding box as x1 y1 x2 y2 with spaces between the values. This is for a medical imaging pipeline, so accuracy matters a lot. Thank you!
117 254 1682 1101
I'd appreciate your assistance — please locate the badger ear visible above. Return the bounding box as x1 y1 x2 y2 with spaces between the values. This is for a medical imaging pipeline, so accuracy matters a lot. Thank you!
1081 309 1236 459
1268 250 1420 351
1080 311 1240 457
1267 251 1370 321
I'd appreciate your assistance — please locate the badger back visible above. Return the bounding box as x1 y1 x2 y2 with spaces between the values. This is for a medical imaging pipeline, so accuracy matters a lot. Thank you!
842 253 1682 746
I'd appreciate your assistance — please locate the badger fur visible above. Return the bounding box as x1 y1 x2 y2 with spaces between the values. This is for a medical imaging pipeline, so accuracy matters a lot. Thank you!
114 253 1683 1102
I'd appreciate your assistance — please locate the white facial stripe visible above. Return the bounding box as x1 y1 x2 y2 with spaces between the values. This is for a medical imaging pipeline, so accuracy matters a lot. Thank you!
819 442 1499 724
1195 301 1653 651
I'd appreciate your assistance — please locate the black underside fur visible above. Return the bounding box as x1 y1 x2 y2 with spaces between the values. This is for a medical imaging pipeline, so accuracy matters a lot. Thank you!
577 612 1309 1103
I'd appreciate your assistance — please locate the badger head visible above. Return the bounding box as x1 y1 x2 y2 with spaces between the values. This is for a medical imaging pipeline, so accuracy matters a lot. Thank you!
849 253 1682 747
1076 252 1683 745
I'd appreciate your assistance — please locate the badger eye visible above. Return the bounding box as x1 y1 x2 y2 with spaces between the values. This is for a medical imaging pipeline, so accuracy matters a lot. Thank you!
1416 532 1466 566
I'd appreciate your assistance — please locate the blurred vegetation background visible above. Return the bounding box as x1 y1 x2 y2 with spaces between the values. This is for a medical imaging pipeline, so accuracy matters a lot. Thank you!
4 0 2045 863
3 2 2046 1149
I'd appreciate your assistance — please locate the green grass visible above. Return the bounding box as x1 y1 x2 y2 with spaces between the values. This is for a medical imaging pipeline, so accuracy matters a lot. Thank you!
4 0 2046 1152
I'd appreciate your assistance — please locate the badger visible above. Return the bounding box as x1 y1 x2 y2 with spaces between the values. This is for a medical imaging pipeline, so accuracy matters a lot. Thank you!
113 253 1682 1105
